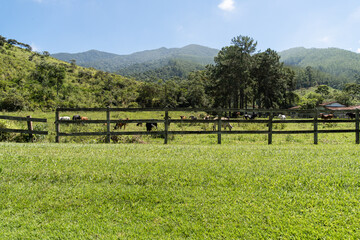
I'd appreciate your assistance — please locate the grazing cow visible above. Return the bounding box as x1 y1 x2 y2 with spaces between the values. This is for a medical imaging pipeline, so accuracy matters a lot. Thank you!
213 117 233 131
114 118 129 130
346 112 356 119
244 113 257 120
73 115 81 121
230 112 241 118
146 122 158 132
81 116 88 121
180 116 186 120
59 116 70 121
278 114 286 120
203 115 211 120
136 122 143 127
320 113 334 120
189 116 197 120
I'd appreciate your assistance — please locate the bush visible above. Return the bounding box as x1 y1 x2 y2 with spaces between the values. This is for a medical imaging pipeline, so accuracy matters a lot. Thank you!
0 94 27 111
0 120 17 141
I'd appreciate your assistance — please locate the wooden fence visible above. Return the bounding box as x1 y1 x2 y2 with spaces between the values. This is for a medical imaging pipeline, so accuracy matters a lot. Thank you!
55 107 360 144
0 115 48 142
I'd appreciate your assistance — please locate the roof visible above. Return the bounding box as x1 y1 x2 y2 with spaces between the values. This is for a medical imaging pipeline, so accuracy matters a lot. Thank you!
326 105 360 111
320 102 346 108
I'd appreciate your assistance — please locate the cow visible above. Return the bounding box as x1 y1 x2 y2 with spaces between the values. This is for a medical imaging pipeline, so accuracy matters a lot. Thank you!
81 116 88 121
72 115 81 121
180 116 186 120
59 116 70 121
231 112 241 118
244 113 257 120
114 118 129 130
203 115 211 120
213 117 233 131
346 112 356 119
146 122 158 132
278 114 286 120
320 113 334 120
189 116 197 120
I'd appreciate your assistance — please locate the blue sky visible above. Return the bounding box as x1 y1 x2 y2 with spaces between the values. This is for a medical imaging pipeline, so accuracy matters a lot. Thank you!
2 0 360 54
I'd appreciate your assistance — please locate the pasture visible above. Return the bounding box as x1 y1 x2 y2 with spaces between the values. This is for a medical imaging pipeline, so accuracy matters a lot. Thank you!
1 110 360 145
1 143 360 239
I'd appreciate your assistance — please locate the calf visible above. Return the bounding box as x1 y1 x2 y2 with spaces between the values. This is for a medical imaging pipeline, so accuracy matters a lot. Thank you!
114 118 129 130
72 115 81 121
146 122 158 132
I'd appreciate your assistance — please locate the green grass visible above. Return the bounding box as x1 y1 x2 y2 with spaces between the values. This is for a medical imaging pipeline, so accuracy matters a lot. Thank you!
1 143 360 239
2 110 360 145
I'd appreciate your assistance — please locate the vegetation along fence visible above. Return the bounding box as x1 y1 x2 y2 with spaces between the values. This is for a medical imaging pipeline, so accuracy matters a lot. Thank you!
0 115 48 142
55 108 360 144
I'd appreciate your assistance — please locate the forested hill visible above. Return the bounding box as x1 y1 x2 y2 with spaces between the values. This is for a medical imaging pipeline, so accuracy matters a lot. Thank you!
279 47 360 82
117 58 206 82
52 44 219 73
51 50 119 65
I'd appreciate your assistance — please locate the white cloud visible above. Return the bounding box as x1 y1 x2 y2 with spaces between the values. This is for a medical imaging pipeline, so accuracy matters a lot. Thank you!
319 36 330 44
349 7 360 22
218 0 235 12
31 43 41 52
357 48 360 53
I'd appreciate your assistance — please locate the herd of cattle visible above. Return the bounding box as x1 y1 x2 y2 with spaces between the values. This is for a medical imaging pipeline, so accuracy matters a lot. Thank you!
58 112 358 132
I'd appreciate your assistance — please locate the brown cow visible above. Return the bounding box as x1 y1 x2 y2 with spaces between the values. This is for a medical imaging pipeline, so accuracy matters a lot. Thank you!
320 113 334 120
81 116 88 121
114 118 129 130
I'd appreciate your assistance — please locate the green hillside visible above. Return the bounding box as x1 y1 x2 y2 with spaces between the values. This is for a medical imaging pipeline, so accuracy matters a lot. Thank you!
0 37 140 111
279 47 360 85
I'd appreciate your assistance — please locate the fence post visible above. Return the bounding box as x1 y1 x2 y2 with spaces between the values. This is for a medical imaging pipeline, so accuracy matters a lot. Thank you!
55 110 60 143
164 110 169 144
217 111 222 144
356 109 359 144
268 112 273 145
106 107 111 143
26 115 34 142
314 109 318 145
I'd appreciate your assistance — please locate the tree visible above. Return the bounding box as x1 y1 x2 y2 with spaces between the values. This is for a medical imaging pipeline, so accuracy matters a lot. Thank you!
299 92 324 109
208 35 257 108
315 85 330 97
252 49 296 108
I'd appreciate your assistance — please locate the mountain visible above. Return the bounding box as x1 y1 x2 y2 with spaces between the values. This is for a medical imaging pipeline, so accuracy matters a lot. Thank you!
117 58 206 82
279 47 360 81
52 44 219 73
51 50 119 65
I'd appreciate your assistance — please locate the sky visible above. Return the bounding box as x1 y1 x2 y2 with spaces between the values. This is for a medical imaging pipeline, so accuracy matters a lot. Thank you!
2 0 360 55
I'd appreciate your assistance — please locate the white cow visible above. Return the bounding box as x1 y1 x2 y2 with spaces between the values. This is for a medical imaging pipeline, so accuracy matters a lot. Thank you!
213 117 233 131
278 114 286 120
59 116 71 121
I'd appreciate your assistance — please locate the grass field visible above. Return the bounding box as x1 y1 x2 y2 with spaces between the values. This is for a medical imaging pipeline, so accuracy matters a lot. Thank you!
1 143 360 239
1 110 359 145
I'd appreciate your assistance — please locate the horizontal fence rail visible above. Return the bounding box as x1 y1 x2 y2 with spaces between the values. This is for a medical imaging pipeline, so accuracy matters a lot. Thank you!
55 108 360 145
0 115 48 142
